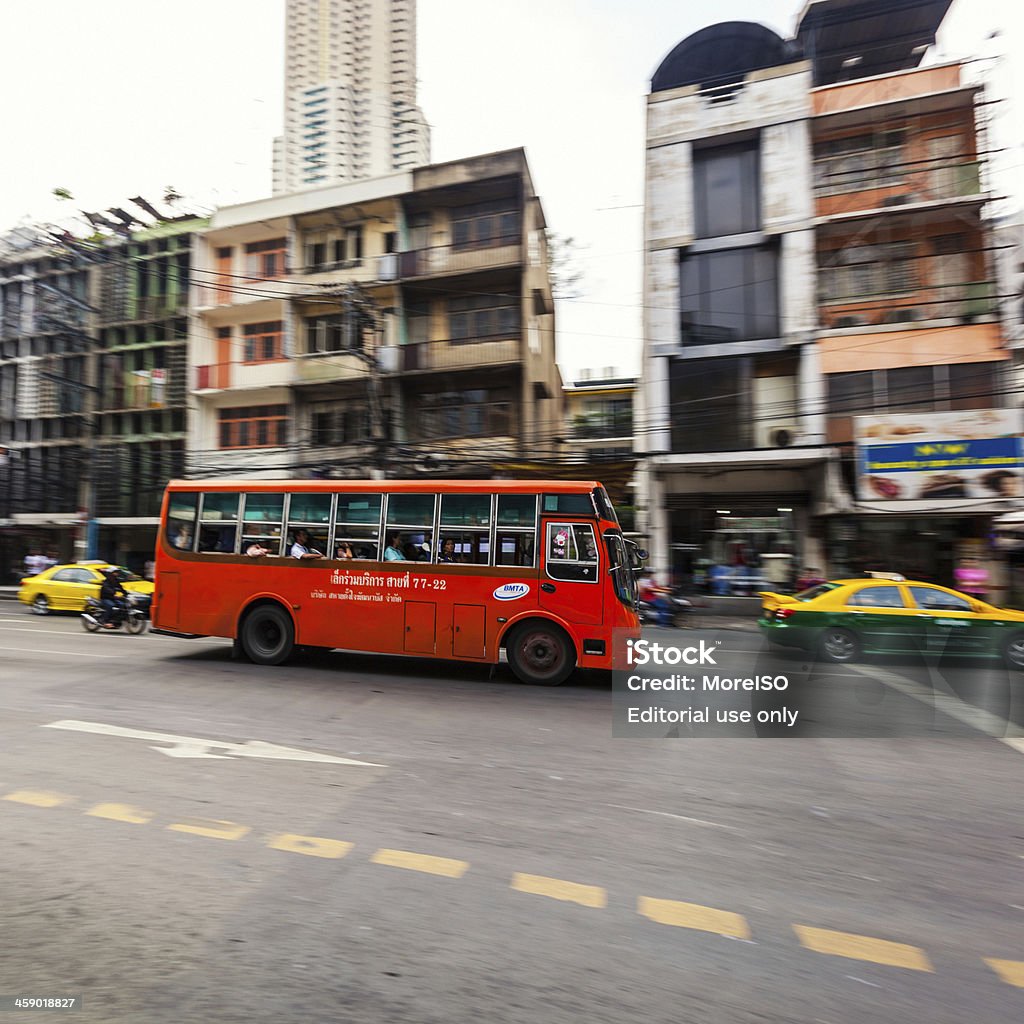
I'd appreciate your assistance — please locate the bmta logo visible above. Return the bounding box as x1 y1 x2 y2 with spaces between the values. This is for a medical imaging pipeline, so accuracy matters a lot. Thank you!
493 583 530 601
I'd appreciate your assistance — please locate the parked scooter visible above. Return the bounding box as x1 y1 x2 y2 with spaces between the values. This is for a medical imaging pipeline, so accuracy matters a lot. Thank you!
81 593 149 635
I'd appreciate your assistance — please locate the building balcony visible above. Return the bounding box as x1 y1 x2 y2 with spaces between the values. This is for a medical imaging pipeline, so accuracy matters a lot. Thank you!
293 350 373 385
195 362 231 391
819 283 997 331
399 240 522 280
811 64 970 120
572 417 634 440
814 161 983 221
401 336 521 374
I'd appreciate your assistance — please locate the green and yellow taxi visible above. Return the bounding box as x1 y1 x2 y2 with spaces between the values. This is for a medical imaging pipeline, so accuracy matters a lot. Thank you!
18 562 154 615
759 573 1024 668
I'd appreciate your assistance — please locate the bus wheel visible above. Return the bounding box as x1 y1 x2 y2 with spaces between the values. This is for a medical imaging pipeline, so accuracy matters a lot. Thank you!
506 622 576 686
240 603 294 666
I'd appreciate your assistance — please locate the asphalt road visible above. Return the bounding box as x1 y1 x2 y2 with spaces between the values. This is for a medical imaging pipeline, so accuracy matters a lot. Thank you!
0 611 1022 1023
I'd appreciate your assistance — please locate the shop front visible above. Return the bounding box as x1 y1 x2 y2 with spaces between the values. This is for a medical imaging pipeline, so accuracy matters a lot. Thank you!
641 448 841 594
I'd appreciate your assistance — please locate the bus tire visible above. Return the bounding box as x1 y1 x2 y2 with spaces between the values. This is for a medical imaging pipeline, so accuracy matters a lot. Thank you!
240 602 294 666
506 621 576 686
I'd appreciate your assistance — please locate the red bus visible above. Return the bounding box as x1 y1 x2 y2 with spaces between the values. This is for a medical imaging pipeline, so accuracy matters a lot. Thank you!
152 479 641 685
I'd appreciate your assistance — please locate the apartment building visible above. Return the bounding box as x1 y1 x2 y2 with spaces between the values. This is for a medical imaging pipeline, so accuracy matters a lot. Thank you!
192 148 562 484
0 218 205 578
640 0 1015 593
272 0 430 194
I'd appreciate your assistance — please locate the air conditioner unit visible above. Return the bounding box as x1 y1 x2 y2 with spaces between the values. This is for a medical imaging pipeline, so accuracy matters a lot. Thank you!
759 423 800 449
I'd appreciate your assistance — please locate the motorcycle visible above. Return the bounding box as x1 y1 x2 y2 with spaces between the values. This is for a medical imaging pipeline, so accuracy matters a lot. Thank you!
82 592 149 635
638 586 696 627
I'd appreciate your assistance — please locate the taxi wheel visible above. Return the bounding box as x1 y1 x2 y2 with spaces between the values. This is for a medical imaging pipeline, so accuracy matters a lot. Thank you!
820 627 859 664
1002 633 1024 670
31 595 50 615
506 622 576 686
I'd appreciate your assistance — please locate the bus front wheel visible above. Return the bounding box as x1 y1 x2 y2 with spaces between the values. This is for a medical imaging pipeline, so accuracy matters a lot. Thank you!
506 622 576 686
240 603 295 666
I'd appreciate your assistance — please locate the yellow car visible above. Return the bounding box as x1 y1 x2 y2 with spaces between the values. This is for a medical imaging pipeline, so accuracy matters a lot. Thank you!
759 574 1024 668
18 562 154 615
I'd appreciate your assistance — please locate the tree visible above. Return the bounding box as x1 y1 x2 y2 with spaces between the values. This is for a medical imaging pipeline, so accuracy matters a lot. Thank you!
545 230 584 300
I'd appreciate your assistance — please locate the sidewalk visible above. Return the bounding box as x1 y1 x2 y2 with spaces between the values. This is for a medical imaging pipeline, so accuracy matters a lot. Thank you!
0 586 18 602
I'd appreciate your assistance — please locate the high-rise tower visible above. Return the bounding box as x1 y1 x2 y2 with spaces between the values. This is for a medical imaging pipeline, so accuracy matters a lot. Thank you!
272 0 430 194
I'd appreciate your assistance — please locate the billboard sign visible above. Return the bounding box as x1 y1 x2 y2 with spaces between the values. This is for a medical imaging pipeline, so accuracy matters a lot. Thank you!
855 409 1023 501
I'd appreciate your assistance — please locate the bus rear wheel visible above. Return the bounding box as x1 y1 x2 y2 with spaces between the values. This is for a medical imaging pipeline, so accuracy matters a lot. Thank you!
240 604 294 666
506 622 576 686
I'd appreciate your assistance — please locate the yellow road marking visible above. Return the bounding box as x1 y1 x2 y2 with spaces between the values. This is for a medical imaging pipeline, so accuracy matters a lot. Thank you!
984 958 1024 988
268 833 354 859
86 802 152 824
638 896 750 938
3 790 70 808
370 848 468 878
511 873 607 908
167 819 250 841
793 924 932 972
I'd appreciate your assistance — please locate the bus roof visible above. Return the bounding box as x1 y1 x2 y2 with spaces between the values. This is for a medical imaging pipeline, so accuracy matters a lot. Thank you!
164 479 605 494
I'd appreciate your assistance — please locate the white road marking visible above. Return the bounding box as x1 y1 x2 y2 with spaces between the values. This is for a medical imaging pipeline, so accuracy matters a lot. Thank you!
0 645 118 659
607 804 744 832
848 664 1024 753
42 719 386 766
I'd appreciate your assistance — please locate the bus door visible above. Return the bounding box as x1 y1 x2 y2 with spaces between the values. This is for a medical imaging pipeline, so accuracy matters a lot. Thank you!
539 520 603 626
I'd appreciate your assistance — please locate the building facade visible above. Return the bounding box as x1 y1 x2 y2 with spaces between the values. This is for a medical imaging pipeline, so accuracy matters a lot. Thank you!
273 0 430 195
193 148 562 487
640 0 1016 597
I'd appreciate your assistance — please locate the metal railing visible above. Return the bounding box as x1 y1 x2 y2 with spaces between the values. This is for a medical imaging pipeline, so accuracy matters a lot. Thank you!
401 337 520 372
400 239 522 279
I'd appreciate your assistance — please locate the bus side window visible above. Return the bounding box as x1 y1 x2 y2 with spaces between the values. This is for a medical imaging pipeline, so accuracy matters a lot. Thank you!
545 522 598 583
439 494 491 565
286 492 331 558
167 492 198 551
496 494 537 567
384 492 437 563
334 493 382 560
241 492 285 556
197 492 240 553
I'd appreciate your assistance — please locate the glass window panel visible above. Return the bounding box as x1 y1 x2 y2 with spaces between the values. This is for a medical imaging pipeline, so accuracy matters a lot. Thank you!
495 530 536 567
287 527 328 558
335 493 382 523
198 524 237 553
497 494 536 527
386 493 436 524
243 493 284 521
201 492 239 521
542 493 594 515
846 586 905 609
169 492 198 518
909 586 971 612
546 522 599 582
288 493 332 523
440 493 491 526
437 530 490 565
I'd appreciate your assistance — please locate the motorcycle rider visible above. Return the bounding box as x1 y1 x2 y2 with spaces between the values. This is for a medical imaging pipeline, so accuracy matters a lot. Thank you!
98 567 128 629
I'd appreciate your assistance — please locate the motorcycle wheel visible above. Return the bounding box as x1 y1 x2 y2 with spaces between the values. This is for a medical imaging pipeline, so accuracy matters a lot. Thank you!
125 610 147 635
82 613 101 633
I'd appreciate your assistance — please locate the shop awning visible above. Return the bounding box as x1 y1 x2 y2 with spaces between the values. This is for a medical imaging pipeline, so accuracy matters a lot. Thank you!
853 498 1023 516
10 513 82 527
95 518 161 526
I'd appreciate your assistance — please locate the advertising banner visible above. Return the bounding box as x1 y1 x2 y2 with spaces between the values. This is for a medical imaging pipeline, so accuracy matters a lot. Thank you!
855 409 1023 501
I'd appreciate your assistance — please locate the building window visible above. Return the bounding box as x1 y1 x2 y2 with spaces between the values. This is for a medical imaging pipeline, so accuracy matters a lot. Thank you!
679 244 779 344
244 239 287 279
305 313 370 354
242 322 284 363
819 241 917 302
448 293 519 342
218 406 288 449
451 200 519 250
669 356 750 452
416 389 513 439
693 141 761 238
813 131 904 195
311 404 371 446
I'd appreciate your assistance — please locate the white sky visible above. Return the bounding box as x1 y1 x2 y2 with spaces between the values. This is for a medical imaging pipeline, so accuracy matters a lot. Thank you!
0 0 1019 380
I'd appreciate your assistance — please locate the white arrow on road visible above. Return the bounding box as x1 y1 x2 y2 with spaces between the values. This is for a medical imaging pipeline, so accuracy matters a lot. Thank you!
42 720 385 766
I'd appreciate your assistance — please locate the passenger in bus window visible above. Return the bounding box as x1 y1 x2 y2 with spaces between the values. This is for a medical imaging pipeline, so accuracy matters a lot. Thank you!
174 525 192 550
246 541 271 557
384 533 405 561
439 538 459 563
290 529 323 559
404 542 427 562
336 542 354 559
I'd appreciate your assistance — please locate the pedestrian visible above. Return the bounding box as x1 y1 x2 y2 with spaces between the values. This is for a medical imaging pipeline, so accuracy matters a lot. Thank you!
144 558 155 580
954 556 989 602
